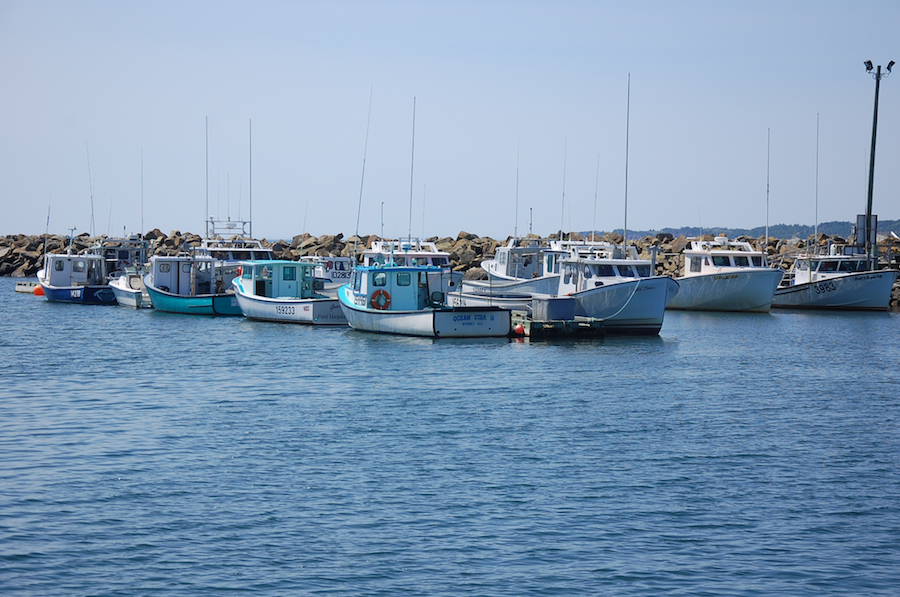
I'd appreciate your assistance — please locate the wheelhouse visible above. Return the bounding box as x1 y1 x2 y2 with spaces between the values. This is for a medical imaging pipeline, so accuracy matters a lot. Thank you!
41 253 106 287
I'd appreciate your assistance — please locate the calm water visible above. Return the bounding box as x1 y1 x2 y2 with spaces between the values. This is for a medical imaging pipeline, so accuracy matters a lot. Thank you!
2 276 899 596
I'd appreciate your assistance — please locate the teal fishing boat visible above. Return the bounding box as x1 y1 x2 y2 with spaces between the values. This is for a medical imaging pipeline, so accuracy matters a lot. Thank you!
144 253 242 316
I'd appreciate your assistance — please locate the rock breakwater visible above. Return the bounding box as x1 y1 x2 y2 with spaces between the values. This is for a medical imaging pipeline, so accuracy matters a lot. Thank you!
4 229 899 306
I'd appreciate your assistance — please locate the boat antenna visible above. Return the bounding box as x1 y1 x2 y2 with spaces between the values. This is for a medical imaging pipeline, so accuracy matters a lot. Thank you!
43 194 50 263
85 141 95 238
515 139 520 239
560 138 567 238
140 148 144 239
765 128 770 265
623 73 630 250
529 207 532 235
353 85 374 258
408 96 416 245
205 116 209 238
381 201 384 239
227 172 231 221
814 113 819 249
238 174 243 222
249 118 252 240
592 152 600 242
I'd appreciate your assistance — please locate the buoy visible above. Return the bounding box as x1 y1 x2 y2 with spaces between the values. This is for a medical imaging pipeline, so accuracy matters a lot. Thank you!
33 285 44 296
514 323 525 335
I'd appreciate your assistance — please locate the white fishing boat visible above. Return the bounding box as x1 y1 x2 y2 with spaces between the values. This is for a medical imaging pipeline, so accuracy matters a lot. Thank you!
110 267 152 308
298 255 353 298
338 263 511 338
457 240 677 335
37 252 115 304
771 244 898 310
233 260 347 325
474 237 561 295
665 237 783 312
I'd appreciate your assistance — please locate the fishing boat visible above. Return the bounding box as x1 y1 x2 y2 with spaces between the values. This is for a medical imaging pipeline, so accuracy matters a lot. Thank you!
37 252 115 304
338 263 511 337
771 243 898 310
665 237 783 312
110 266 152 308
298 255 353 298
233 260 347 325
14 280 39 293
99 235 153 308
474 237 561 295
144 252 242 316
457 240 677 335
361 238 452 268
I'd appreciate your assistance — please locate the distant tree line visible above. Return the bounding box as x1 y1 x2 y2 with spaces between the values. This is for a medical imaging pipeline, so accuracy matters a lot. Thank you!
586 219 900 241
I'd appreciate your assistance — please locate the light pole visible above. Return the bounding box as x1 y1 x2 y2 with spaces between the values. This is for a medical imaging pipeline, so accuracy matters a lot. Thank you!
863 60 894 266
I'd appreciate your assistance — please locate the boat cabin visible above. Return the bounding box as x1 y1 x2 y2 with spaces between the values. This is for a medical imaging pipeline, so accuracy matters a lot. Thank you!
41 253 106 288
149 254 237 296
363 239 451 268
299 255 353 283
682 238 766 277
348 265 456 311
484 238 556 279
237 260 325 299
557 254 653 294
92 235 149 276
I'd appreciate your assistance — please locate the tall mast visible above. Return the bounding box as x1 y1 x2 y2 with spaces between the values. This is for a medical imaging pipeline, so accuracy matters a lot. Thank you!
408 97 416 244
623 73 630 249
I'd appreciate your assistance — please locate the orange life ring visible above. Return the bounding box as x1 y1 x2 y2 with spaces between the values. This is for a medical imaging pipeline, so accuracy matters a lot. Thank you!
236 266 242 276
370 289 391 310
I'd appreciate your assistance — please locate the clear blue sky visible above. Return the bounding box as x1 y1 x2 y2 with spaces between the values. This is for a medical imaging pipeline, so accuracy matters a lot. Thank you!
1 0 898 240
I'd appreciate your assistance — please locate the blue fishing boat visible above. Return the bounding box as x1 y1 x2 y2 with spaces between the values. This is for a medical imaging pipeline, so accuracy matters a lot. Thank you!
338 263 511 337
37 252 116 304
233 260 347 325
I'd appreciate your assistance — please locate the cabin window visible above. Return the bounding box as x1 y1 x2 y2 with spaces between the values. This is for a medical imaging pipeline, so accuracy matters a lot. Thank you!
818 261 838 272
712 256 730 267
583 265 592 278
596 264 614 277
797 260 809 271
118 250 130 260
394 256 407 266
498 252 507 265
54 260 65 272
563 264 572 283
616 265 634 277
546 254 555 273
182 263 191 273
373 272 387 287
159 263 171 273
73 260 86 273
242 266 252 279
397 272 411 286
352 272 362 292
232 251 251 260
434 257 448 266
839 261 858 272
635 264 650 277
337 261 347 271
690 256 703 272
283 266 296 281
413 257 428 266
733 256 750 266
751 256 762 266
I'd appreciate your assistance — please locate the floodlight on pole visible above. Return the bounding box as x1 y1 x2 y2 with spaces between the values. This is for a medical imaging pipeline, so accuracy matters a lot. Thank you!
863 61 893 266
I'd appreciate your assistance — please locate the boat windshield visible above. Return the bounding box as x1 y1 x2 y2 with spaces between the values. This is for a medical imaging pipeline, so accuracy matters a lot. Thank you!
712 256 730 267
733 256 750 266
634 264 651 277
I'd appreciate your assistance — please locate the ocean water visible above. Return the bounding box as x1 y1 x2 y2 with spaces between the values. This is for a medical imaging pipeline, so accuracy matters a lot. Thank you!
1 276 899 596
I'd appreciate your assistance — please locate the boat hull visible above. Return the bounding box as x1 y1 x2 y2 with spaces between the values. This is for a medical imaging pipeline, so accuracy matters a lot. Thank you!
110 275 152 309
476 274 560 295
234 291 348 325
145 276 241 316
338 286 510 337
40 283 116 305
772 270 898 310
667 269 783 312
573 277 677 335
